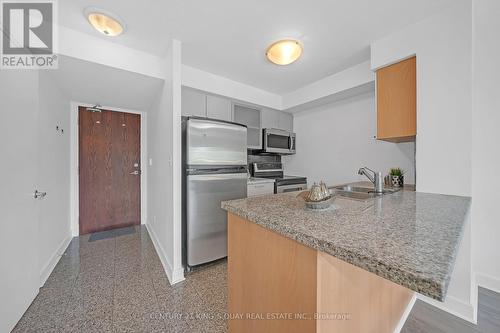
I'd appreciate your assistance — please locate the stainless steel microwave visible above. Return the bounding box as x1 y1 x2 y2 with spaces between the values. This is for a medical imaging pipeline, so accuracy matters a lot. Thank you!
262 128 296 155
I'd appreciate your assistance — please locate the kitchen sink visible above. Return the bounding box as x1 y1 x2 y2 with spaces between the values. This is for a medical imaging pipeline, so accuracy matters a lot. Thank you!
333 190 376 201
330 184 401 201
334 185 373 193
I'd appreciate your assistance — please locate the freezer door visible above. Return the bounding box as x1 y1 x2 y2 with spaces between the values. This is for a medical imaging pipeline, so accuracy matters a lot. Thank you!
186 173 247 266
187 118 247 166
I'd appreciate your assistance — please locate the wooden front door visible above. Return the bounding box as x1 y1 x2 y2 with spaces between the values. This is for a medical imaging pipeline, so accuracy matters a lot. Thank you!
79 106 141 234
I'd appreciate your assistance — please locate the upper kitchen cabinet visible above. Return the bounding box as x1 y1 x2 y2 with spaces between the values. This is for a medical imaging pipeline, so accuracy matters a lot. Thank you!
206 94 232 122
261 108 279 129
182 89 233 122
376 56 416 142
233 104 261 149
182 88 206 117
278 111 293 132
261 108 293 132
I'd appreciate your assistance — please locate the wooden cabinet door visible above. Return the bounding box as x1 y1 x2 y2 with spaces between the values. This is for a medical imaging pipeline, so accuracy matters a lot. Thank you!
207 94 232 121
182 88 206 117
376 56 416 142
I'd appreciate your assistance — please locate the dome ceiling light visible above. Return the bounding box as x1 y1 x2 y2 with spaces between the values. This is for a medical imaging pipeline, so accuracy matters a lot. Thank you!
85 8 125 37
266 39 303 65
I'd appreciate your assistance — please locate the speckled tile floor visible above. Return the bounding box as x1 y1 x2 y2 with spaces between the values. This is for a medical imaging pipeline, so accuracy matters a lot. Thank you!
12 226 227 333
12 225 500 333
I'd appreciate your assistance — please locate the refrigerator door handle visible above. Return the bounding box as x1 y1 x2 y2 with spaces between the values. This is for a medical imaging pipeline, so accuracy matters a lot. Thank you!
186 167 247 176
187 173 248 180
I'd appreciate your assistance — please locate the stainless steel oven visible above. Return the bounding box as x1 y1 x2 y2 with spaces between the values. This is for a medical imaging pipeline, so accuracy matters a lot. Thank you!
276 182 307 193
252 162 307 194
262 128 296 155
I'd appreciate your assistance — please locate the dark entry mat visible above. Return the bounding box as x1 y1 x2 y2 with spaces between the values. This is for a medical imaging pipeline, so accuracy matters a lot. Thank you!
88 226 136 242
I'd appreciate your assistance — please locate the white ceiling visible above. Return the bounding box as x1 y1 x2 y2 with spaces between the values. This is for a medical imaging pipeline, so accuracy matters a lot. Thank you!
59 0 455 94
49 55 164 111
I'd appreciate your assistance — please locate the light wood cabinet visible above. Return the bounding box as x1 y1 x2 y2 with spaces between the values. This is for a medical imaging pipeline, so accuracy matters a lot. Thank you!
228 213 414 333
376 56 416 142
228 213 317 333
207 94 232 121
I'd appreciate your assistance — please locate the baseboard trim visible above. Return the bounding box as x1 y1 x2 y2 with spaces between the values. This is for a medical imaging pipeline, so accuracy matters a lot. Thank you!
145 223 185 285
171 266 185 284
476 272 500 295
393 294 416 333
39 235 72 287
417 293 476 324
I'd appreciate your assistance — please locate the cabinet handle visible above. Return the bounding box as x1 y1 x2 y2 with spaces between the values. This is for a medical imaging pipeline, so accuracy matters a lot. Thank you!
250 184 268 188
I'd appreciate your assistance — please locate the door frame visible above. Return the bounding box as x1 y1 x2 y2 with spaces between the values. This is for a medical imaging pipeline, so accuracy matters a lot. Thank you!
70 101 148 236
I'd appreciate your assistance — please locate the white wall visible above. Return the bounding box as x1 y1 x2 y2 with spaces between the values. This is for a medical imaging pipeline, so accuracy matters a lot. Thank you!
59 26 166 79
371 0 472 197
472 0 500 292
182 61 375 112
37 72 72 286
282 61 375 111
371 0 475 322
284 91 415 186
0 70 73 332
52 56 164 112
147 40 184 284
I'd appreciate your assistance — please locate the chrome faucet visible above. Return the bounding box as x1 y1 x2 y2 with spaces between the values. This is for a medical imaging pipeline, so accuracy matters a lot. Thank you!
358 167 384 194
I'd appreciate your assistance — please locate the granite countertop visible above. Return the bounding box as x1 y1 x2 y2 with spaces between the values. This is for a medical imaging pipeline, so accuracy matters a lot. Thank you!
221 183 470 301
247 177 275 185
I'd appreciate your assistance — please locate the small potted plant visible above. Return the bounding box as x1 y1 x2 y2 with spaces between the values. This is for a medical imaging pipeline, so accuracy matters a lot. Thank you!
389 168 405 188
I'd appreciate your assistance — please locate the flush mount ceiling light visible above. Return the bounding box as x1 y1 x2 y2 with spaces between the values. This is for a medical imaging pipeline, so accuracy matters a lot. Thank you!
266 39 303 65
84 7 125 37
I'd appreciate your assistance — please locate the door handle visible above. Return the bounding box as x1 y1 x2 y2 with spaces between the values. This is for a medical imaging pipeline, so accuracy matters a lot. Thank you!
130 170 141 175
34 190 47 199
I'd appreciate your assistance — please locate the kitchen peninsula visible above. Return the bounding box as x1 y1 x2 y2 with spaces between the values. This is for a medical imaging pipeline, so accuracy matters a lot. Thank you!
221 184 470 333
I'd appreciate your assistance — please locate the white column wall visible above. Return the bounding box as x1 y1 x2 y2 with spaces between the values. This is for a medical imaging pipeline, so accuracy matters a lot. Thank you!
472 0 500 293
371 0 475 322
146 40 184 284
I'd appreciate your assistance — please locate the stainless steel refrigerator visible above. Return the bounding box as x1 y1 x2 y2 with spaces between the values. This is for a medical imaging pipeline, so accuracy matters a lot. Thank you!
182 117 247 269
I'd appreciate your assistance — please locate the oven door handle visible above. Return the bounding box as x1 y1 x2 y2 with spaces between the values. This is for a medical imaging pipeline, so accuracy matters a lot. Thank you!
276 183 307 193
